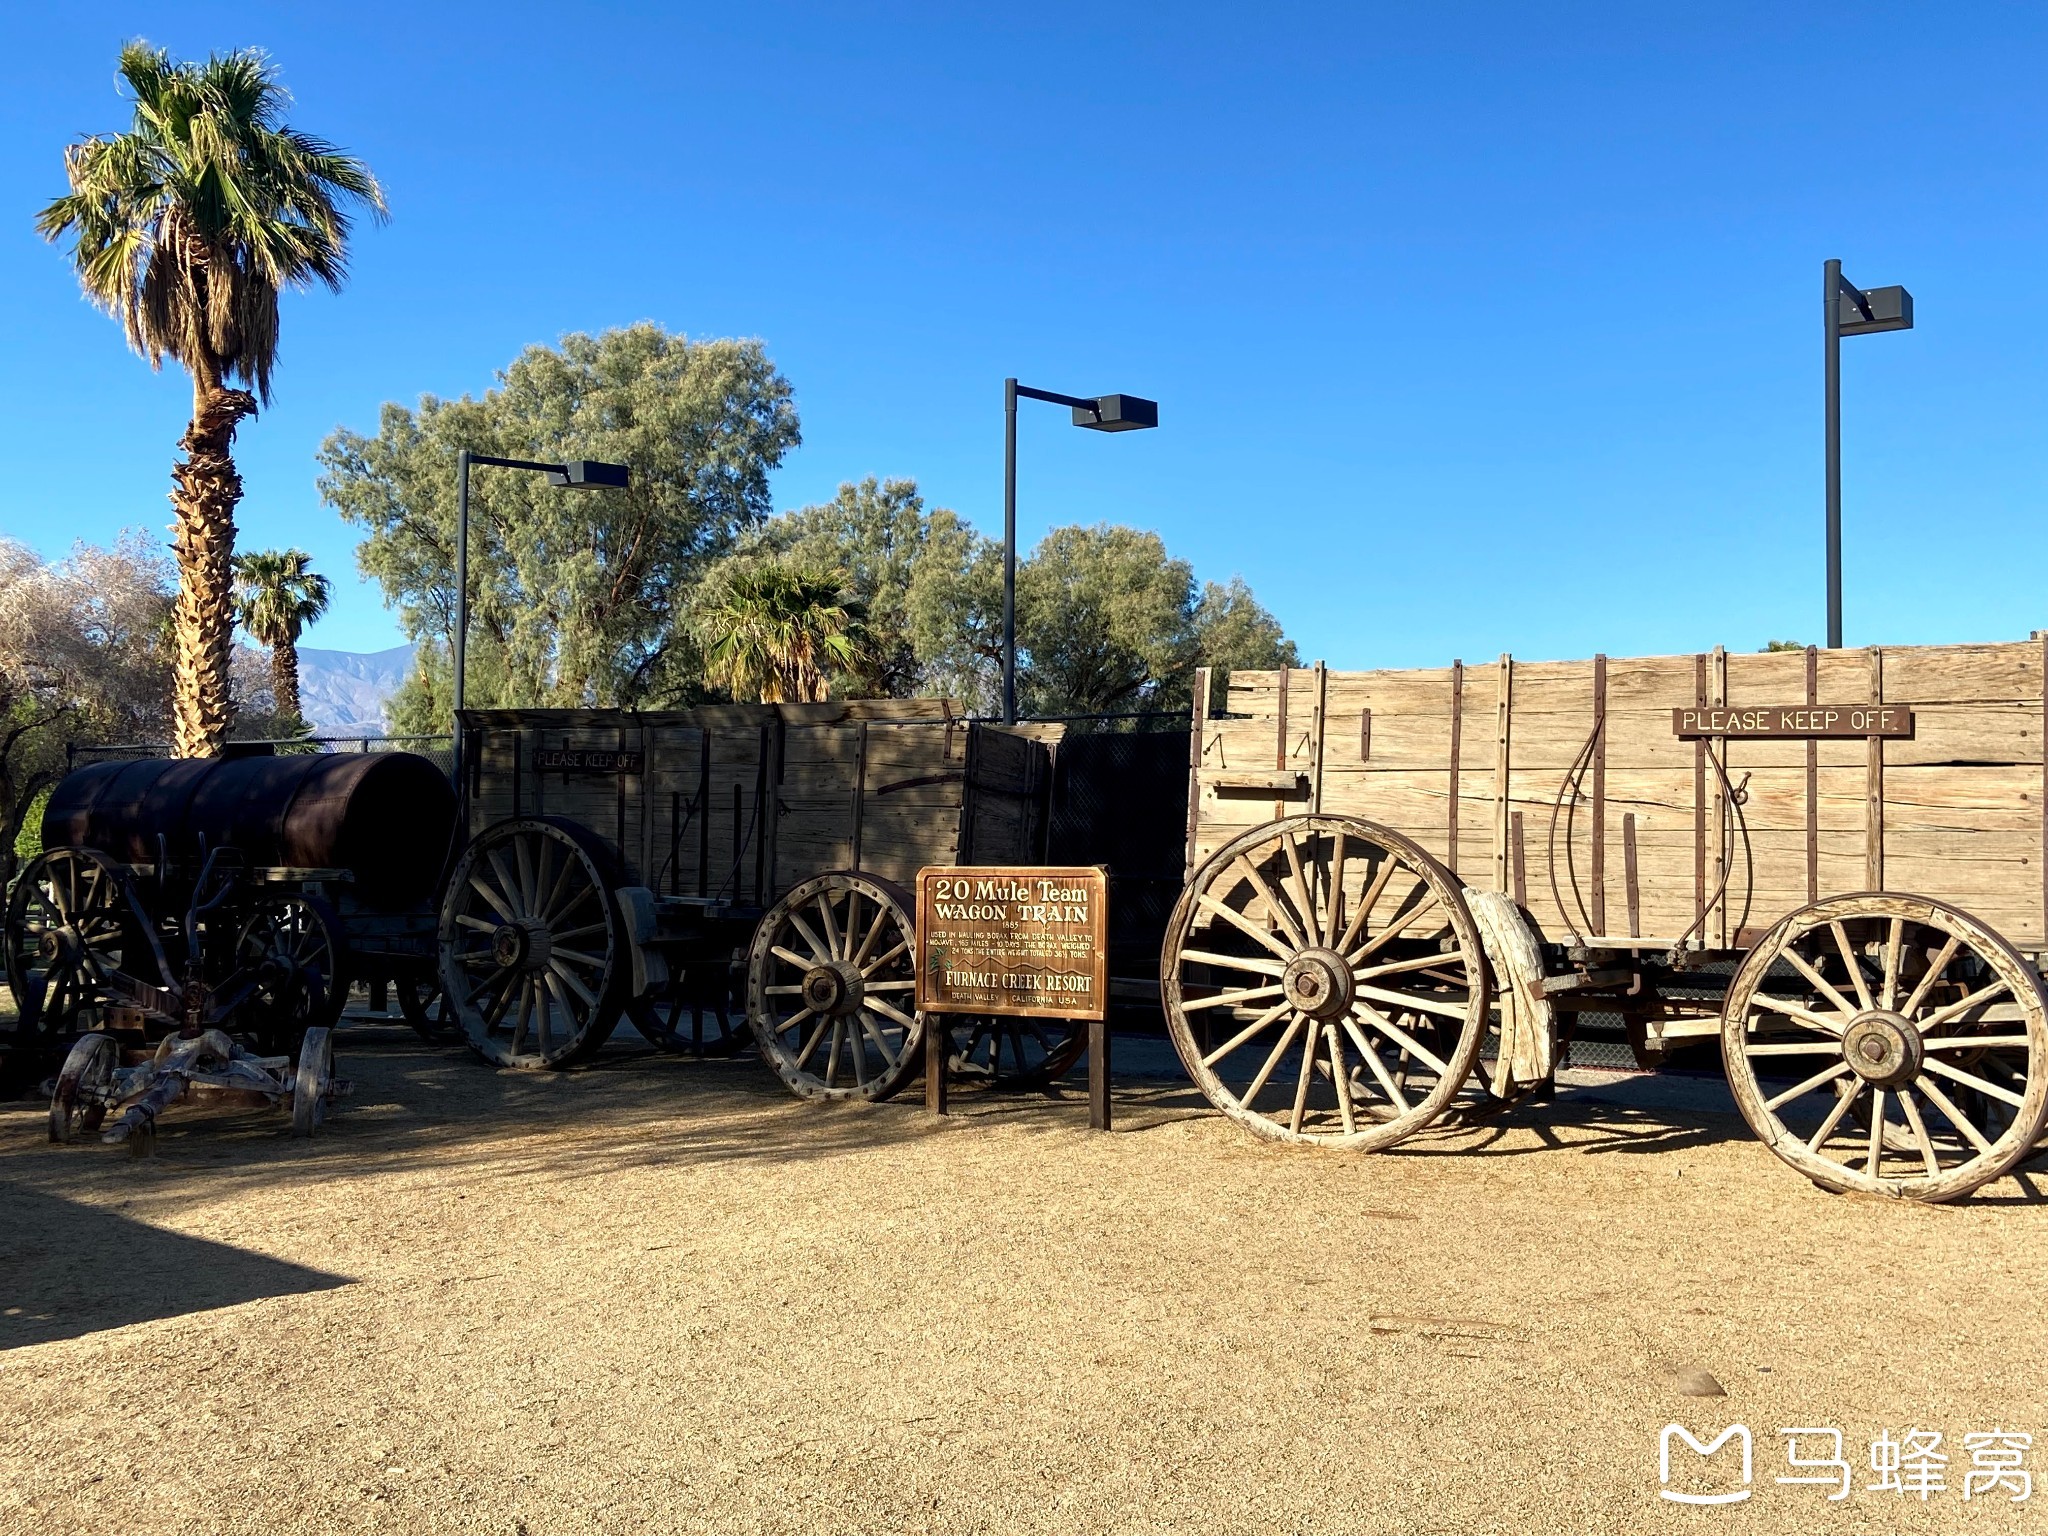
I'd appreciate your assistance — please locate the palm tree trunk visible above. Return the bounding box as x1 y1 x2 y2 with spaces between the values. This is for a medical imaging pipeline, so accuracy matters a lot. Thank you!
168 385 257 757
271 638 302 724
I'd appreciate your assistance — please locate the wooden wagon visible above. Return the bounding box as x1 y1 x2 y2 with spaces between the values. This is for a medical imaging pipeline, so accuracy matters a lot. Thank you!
440 701 1087 1096
1165 642 2048 1201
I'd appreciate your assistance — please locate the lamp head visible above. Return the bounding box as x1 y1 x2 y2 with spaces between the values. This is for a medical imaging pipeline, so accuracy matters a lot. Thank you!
1073 394 1158 432
547 459 632 490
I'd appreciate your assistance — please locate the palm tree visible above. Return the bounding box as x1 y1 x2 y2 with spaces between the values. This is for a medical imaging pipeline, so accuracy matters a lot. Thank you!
233 547 330 724
695 560 868 704
38 43 384 757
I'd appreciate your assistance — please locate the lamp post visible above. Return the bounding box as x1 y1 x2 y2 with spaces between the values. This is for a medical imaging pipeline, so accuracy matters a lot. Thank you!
451 451 631 759
1823 261 1913 648
1002 381 1158 723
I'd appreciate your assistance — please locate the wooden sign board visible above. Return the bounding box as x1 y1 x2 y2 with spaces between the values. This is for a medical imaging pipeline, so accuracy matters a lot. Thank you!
914 865 1109 1021
1671 705 1914 740
533 747 645 774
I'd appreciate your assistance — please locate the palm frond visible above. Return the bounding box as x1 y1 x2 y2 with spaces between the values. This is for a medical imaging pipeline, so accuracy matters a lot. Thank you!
39 40 385 402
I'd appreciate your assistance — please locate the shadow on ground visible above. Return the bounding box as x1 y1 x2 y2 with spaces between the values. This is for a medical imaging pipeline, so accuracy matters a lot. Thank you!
0 1183 351 1348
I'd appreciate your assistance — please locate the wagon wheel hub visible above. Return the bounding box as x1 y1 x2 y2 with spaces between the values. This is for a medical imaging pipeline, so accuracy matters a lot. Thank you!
1842 1009 1924 1089
493 919 553 973
802 960 866 1017
38 927 80 964
1282 948 1354 1021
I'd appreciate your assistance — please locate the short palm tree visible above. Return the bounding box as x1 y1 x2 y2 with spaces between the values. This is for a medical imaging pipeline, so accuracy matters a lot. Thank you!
695 561 867 704
233 547 330 724
38 42 384 757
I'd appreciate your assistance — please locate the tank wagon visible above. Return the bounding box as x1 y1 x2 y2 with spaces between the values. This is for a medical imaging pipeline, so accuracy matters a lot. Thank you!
1166 643 2048 1202
7 749 455 1142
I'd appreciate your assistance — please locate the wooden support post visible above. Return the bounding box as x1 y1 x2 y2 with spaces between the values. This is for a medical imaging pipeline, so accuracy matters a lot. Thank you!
1089 1017 1112 1131
1692 653 1707 937
1186 666 1210 880
851 721 868 872
1309 662 1328 814
1448 660 1464 879
368 977 387 1014
1510 810 1527 908
640 722 654 884
696 732 711 898
1805 645 1819 904
1711 646 1728 949
1623 812 1640 938
1492 654 1513 893
1591 653 1607 935
1274 663 1291 821
924 1022 947 1116
1866 647 1885 892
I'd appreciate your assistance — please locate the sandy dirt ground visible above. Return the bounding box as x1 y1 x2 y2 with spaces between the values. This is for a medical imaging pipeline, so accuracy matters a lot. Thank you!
2 1020 2045 1536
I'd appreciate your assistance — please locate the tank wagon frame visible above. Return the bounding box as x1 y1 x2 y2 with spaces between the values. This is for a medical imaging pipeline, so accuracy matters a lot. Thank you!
1164 642 2048 1202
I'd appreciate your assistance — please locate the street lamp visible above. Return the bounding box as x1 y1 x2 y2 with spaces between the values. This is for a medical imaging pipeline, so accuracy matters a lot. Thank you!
452 450 631 722
1002 380 1159 723
1823 260 1913 649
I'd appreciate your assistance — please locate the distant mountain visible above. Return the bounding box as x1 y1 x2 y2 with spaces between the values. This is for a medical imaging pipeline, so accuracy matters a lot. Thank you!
296 643 414 736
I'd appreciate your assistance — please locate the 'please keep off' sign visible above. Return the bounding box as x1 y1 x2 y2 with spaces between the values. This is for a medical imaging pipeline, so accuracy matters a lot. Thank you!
1671 705 1914 740
915 866 1109 1021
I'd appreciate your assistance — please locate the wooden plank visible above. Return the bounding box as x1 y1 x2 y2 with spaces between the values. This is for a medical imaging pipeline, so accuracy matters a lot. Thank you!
1448 660 1463 880
1591 653 1606 934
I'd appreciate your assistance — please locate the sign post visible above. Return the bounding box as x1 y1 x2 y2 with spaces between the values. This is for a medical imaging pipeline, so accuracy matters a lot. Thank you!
915 865 1111 1128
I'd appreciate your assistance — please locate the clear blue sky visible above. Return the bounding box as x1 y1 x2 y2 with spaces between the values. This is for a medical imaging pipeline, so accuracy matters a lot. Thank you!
3 3 2045 664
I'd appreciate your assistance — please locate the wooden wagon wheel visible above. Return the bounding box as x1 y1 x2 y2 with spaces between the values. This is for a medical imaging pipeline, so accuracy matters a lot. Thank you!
629 961 751 1057
746 871 925 1101
5 847 135 1038
946 1016 1088 1088
1163 815 1492 1148
394 971 463 1045
291 1026 335 1137
1722 892 2048 1201
234 892 348 1055
48 1031 119 1144
438 818 627 1069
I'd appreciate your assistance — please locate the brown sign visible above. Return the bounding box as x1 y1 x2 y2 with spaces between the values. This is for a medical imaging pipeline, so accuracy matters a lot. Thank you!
533 747 645 774
915 866 1108 1020
1671 705 1914 739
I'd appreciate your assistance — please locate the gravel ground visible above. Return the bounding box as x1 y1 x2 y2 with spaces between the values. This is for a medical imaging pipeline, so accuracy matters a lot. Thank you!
2 1020 2045 1535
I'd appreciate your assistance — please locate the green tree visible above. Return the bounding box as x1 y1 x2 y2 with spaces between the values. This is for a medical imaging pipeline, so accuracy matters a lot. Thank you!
232 547 329 725
323 325 800 720
1015 524 1198 715
1190 576 1299 705
38 43 384 757
692 559 866 704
